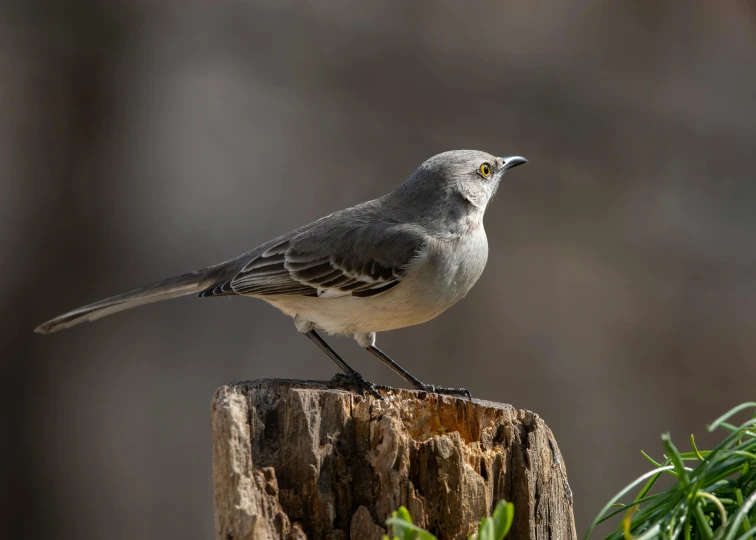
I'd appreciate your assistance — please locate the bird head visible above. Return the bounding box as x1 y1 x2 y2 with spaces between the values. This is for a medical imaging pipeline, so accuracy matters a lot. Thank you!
393 150 527 216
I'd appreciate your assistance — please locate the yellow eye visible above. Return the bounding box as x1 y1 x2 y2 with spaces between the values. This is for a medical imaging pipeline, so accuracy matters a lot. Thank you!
478 162 492 178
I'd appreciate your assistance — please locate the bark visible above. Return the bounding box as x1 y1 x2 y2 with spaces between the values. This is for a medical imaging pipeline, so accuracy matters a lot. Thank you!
212 379 576 540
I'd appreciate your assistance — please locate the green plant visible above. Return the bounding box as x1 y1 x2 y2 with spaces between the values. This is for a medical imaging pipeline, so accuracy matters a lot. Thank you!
587 402 756 540
383 499 514 540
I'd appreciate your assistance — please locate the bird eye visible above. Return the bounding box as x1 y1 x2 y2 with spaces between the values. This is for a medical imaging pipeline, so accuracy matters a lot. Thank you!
478 162 492 178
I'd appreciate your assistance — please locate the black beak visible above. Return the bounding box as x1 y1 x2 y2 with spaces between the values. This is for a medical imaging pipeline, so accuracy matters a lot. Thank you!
501 156 528 170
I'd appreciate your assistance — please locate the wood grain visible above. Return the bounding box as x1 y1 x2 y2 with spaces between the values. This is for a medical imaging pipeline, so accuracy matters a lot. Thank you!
212 379 575 540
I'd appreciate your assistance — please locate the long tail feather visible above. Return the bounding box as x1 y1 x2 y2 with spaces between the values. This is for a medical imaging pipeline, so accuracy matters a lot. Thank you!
34 269 214 334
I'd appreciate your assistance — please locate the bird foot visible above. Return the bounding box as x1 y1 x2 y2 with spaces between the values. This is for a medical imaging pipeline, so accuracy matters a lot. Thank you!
415 383 472 401
331 372 384 400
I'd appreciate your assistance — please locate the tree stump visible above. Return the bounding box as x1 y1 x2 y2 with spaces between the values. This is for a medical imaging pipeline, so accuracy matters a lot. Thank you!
211 379 576 540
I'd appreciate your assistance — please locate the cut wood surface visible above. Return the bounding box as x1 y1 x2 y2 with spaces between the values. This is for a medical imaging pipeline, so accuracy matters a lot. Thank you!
211 379 576 540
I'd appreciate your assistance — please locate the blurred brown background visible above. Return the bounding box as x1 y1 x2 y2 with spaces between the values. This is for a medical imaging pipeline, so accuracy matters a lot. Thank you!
2 1 756 538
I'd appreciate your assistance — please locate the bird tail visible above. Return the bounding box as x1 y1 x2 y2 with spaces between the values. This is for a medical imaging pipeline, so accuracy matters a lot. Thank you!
34 268 219 334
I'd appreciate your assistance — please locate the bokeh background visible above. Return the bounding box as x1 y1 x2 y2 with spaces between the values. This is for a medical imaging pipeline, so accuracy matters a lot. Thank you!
3 1 756 538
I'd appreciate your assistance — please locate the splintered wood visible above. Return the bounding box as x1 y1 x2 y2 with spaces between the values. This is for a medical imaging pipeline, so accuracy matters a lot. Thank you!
211 379 575 540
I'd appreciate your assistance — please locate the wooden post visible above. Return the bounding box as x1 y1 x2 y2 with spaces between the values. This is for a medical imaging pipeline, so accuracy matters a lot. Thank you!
211 379 576 540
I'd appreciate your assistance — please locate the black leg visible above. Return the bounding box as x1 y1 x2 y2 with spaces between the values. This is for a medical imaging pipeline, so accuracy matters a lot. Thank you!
366 345 472 400
304 330 383 400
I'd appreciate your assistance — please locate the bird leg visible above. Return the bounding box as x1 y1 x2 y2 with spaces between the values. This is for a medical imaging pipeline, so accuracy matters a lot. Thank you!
365 343 472 400
304 330 383 400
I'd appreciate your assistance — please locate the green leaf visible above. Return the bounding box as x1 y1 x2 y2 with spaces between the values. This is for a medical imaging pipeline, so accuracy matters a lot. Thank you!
396 507 413 525
708 403 756 432
662 433 690 489
723 490 756 540
587 403 756 540
584 465 677 539
478 515 496 540
478 500 514 540
691 434 705 461
385 507 436 540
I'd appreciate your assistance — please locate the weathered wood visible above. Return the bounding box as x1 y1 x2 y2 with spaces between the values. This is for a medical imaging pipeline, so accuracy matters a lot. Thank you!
212 379 576 540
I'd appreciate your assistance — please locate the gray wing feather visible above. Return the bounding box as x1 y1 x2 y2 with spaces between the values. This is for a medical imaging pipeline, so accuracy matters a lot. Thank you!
216 208 427 299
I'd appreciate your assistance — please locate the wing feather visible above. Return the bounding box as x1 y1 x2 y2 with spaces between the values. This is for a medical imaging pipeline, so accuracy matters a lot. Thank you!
202 205 428 299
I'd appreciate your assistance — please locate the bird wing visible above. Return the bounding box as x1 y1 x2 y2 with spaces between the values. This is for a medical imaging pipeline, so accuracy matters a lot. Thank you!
203 214 427 299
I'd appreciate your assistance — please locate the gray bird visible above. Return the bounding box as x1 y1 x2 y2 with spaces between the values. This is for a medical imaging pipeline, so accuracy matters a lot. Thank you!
35 150 527 399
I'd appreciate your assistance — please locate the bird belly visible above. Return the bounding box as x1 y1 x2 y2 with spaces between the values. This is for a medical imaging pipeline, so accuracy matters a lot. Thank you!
259 287 443 335
258 227 488 336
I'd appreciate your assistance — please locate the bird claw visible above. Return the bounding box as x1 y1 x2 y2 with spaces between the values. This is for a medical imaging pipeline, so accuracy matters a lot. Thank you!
417 383 472 401
331 372 384 400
